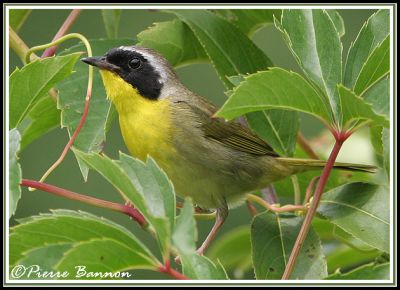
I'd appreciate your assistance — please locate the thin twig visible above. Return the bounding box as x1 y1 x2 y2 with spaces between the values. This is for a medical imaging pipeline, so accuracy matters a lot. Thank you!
297 132 319 159
246 200 258 216
9 27 38 62
23 34 93 187
303 176 320 205
20 179 147 227
247 194 307 213
194 212 216 220
291 175 301 205
282 132 349 279
41 9 82 58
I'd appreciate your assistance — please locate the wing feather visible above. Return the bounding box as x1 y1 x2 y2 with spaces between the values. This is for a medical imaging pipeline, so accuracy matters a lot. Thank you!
172 98 279 157
203 118 279 156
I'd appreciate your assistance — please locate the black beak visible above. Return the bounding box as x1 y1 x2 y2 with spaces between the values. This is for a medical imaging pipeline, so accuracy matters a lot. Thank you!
81 56 120 72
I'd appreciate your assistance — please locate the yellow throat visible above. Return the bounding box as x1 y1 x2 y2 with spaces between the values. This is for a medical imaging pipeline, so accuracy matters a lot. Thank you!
99 70 174 161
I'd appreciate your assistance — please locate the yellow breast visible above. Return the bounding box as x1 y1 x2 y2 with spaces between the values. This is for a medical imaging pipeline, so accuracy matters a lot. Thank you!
100 70 175 162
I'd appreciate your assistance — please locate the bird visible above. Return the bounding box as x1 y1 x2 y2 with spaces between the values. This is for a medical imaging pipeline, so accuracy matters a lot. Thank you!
81 46 375 255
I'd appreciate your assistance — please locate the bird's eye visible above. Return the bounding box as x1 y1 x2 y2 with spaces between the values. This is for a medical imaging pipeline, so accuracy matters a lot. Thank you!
129 58 141 69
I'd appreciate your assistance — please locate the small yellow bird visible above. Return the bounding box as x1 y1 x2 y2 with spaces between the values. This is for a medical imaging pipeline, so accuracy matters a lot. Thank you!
82 46 375 255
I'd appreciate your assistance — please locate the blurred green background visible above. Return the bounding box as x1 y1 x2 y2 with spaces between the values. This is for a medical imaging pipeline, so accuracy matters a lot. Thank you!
10 9 376 279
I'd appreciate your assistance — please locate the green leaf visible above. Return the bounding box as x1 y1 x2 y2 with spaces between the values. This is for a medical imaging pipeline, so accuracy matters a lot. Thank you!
118 152 175 229
214 9 281 36
338 85 389 128
10 9 31 32
251 211 327 279
315 220 380 272
208 226 252 278
9 128 22 219
56 238 155 279
58 39 133 180
167 10 298 160
10 210 158 269
216 68 331 123
180 255 229 280
370 125 384 156
137 19 208 68
226 74 245 87
312 217 337 241
363 75 390 117
172 198 196 254
326 10 345 37
330 223 377 251
344 10 390 89
9 53 81 129
14 243 72 279
246 110 299 156
101 9 121 39
318 182 390 253
71 150 147 216
354 35 390 95
17 94 60 150
364 75 389 159
73 149 173 259
169 9 273 88
172 198 228 279
325 245 379 274
276 9 342 122
326 262 390 280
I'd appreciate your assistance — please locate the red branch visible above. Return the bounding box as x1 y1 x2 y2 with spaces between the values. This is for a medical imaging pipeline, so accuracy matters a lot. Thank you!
21 180 188 279
41 9 82 58
38 82 91 182
20 179 147 227
158 260 189 280
282 131 350 279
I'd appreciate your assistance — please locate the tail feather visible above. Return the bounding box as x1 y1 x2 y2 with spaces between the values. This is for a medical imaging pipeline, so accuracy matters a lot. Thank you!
277 158 377 174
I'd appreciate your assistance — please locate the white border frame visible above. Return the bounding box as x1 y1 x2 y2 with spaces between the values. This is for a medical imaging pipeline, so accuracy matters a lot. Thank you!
4 4 396 285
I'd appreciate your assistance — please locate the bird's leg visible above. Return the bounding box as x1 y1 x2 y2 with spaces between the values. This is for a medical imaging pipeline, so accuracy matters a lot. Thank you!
196 204 228 256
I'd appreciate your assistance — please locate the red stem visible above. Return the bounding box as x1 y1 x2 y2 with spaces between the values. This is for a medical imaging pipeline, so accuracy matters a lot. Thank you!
38 71 92 182
282 132 349 279
41 9 82 58
20 179 147 227
246 200 258 216
158 260 189 280
34 9 85 183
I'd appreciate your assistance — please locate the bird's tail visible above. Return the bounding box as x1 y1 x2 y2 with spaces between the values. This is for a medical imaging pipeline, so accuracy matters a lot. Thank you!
277 158 377 174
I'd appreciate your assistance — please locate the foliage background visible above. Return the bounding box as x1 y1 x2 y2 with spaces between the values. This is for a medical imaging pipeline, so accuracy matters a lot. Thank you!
9 9 381 279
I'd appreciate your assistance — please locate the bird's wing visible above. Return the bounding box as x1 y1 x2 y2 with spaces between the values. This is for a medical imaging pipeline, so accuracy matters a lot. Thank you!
173 97 279 157
202 117 279 157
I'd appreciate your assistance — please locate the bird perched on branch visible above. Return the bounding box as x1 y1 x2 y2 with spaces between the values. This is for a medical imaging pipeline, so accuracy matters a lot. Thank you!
82 46 375 255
